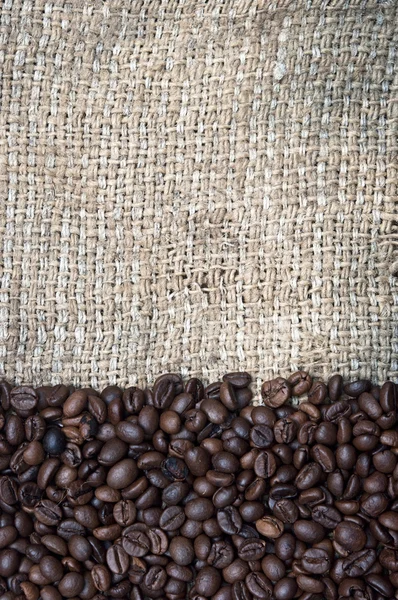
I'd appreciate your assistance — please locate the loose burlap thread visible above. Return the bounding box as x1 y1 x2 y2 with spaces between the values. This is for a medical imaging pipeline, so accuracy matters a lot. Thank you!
0 0 397 395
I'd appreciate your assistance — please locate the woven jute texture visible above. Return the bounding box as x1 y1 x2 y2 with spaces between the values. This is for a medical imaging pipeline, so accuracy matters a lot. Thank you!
0 0 397 394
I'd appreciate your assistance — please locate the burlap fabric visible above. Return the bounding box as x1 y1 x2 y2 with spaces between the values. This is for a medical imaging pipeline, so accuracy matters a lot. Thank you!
0 0 397 395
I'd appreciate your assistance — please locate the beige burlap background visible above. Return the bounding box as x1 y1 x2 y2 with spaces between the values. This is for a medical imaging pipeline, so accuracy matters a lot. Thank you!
0 0 397 395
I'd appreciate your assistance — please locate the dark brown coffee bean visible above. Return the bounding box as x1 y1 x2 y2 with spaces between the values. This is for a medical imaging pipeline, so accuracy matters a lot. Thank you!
40 586 62 600
287 371 312 396
106 458 137 489
311 444 336 472
6 414 25 446
222 372 251 388
0 476 18 505
153 374 182 409
293 520 325 544
344 379 372 397
334 520 367 552
213 485 239 508
273 577 297 600
184 378 204 403
39 555 64 583
185 498 214 521
250 424 274 448
272 499 299 524
159 506 185 530
98 438 127 466
57 519 86 540
342 548 376 577
41 535 68 557
360 493 389 517
295 462 322 489
308 381 327 405
237 538 266 561
34 500 62 526
219 382 239 411
261 378 291 408
366 573 394 597
311 505 342 529
206 470 235 487
302 547 330 574
0 526 17 549
10 387 37 412
168 536 195 566
105 544 129 575
57 572 84 597
217 506 242 535
254 450 277 478
212 451 240 472
328 374 343 402
122 528 151 557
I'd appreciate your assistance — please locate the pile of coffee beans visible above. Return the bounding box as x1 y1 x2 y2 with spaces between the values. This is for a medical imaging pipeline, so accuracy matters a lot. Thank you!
0 373 398 600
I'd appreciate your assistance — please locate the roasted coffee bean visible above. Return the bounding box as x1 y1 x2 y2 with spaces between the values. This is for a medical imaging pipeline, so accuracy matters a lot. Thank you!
293 520 325 544
273 577 297 600
39 556 64 583
10 387 38 412
256 516 284 538
261 378 291 408
217 506 242 535
122 528 151 556
57 572 84 597
301 547 330 574
328 374 343 402
334 520 367 552
105 545 129 575
295 462 322 489
344 379 372 397
0 476 18 505
342 548 376 577
308 381 327 405
237 538 266 561
6 414 25 446
34 500 62 526
42 428 66 456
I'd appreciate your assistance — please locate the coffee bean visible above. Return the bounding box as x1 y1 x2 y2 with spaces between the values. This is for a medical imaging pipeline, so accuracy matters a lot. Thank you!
301 547 330 574
308 381 327 405
185 498 214 521
0 476 18 505
34 500 62 526
10 387 37 412
328 374 343 402
237 538 266 561
0 526 17 549
334 520 367 552
39 556 64 583
122 528 151 556
295 462 322 489
217 507 242 535
261 378 291 408
293 520 325 544
344 379 372 397
273 577 297 600
255 516 284 538
40 586 62 600
42 428 66 456
250 424 274 448
58 572 84 597
342 548 376 577
244 571 272 598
